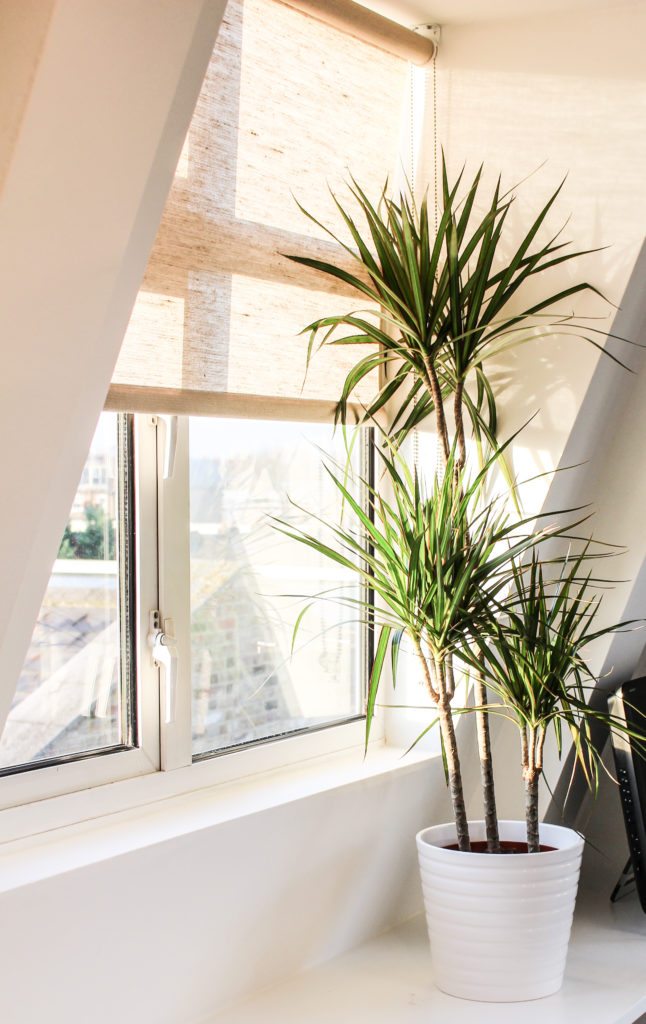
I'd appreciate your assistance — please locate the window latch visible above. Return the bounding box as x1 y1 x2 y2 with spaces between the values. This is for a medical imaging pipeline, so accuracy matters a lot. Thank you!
159 415 178 479
148 610 178 724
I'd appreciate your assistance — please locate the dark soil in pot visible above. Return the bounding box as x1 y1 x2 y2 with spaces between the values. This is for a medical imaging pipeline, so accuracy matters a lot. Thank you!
444 840 556 854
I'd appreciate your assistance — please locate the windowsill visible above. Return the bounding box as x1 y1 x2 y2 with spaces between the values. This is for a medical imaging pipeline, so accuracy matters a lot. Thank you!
0 740 434 893
204 891 646 1024
0 715 381 842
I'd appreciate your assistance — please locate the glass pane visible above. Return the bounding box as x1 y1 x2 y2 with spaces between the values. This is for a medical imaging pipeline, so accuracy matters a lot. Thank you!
190 418 365 756
0 413 133 771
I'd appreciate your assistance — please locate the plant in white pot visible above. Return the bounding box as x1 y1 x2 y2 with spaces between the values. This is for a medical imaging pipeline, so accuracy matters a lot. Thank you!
279 161 643 1002
416 548 643 1002
464 547 636 852
286 157 630 858
277 438 634 1001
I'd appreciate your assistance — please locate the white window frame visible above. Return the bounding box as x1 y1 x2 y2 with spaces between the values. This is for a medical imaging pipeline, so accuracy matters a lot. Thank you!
0 414 161 811
0 411 380 834
155 412 379 779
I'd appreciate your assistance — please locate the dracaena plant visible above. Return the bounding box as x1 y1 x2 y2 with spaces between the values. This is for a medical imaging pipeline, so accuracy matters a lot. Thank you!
274 442 574 852
461 548 645 852
287 156 627 473
283 158 634 852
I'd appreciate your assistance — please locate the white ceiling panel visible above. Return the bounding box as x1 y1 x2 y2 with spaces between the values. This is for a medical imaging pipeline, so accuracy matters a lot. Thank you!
358 0 645 28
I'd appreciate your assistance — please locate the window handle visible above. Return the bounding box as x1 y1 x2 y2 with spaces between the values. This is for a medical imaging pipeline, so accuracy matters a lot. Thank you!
159 415 178 479
148 611 178 724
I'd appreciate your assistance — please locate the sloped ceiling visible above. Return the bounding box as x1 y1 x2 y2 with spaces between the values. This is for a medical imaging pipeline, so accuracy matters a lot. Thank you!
0 0 228 734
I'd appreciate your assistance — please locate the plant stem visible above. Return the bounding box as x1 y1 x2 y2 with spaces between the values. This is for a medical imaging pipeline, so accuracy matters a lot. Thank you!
422 350 494 856
454 376 499 853
445 655 456 698
474 671 500 853
422 355 450 467
524 770 540 853
520 724 528 773
536 726 546 773
414 640 438 703
523 726 540 853
454 381 467 474
417 646 470 849
434 658 471 852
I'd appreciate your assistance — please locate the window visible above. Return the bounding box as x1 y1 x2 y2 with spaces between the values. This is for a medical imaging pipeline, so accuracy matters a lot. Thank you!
155 414 371 772
0 413 136 774
0 413 160 810
0 411 372 805
0 0 406 813
188 417 366 758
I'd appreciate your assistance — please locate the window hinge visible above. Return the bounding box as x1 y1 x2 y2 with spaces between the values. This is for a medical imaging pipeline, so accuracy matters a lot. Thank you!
160 415 178 479
148 609 178 724
149 415 178 479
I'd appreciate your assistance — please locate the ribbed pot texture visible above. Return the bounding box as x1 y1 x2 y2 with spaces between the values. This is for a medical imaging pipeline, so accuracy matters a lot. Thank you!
416 820 584 1002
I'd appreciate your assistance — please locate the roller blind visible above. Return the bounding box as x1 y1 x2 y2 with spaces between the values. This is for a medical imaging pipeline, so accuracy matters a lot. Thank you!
110 0 409 417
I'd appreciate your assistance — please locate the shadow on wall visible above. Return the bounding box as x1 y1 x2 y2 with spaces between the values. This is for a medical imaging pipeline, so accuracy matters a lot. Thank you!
541 238 646 528
541 239 646 841
420 2 646 522
470 238 646 862
419 3 646 839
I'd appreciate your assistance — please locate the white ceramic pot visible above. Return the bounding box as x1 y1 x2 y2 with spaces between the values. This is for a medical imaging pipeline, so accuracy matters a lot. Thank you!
416 819 584 1002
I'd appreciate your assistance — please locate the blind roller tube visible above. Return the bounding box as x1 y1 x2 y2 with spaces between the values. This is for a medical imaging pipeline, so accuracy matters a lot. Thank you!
106 384 363 423
276 0 435 65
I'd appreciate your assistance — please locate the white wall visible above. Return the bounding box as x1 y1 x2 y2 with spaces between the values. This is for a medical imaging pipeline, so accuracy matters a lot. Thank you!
0 754 464 1024
0 0 55 189
427 1 646 503
416 2 646 834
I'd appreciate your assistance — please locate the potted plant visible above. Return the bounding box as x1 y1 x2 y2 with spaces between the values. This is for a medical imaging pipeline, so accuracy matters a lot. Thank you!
286 158 627 857
278 161 643 1001
416 547 643 1002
